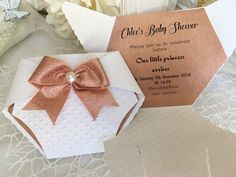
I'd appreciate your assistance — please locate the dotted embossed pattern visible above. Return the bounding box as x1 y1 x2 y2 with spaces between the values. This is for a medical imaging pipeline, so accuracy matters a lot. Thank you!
13 88 137 158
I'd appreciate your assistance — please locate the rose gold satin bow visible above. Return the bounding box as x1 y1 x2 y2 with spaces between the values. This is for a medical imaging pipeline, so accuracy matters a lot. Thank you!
23 56 118 124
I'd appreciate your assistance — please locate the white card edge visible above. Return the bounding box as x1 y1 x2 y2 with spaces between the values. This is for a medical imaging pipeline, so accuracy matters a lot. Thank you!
2 108 46 157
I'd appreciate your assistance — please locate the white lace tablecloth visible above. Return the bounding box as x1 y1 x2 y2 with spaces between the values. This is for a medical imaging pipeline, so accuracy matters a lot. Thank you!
0 10 110 177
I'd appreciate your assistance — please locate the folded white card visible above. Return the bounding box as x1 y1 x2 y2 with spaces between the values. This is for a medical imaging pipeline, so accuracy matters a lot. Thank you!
63 0 236 108
2 51 144 159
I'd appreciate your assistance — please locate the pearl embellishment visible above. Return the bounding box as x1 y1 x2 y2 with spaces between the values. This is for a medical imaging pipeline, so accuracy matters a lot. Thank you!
66 72 77 83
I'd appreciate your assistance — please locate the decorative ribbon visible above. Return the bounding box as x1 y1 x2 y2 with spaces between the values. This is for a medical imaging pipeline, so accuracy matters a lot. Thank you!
23 56 119 124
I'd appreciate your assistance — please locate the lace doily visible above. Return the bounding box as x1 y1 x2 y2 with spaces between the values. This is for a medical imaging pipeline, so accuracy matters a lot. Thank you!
193 51 236 134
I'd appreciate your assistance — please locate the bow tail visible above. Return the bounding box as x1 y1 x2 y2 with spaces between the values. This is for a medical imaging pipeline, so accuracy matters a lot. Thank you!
75 89 119 120
23 87 70 124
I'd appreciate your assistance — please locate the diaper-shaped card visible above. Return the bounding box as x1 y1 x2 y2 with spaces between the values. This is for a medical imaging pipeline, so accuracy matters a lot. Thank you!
2 52 144 159
62 0 236 108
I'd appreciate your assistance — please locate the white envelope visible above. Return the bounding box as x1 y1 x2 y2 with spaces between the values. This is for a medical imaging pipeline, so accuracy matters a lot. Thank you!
60 0 236 177
61 1 236 176
2 51 144 159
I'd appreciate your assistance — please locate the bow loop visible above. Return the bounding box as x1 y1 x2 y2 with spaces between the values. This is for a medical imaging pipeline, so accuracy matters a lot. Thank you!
74 59 109 90
23 56 118 124
29 56 70 88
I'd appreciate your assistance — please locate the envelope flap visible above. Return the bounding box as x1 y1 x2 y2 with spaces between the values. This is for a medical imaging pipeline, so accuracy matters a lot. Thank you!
62 2 116 52
205 0 236 57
